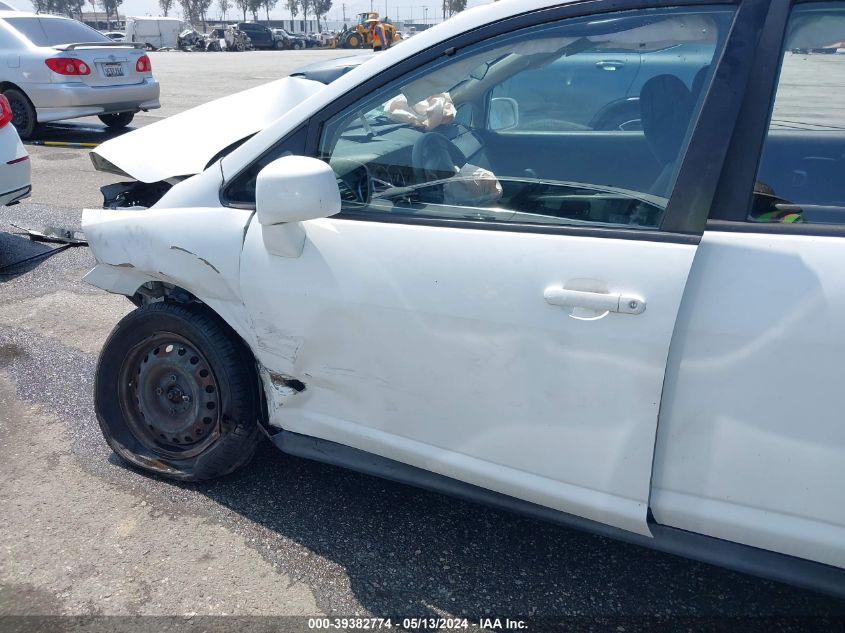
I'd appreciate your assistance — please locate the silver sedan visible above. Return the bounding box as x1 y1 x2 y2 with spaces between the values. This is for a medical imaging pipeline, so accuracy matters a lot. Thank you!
0 11 160 139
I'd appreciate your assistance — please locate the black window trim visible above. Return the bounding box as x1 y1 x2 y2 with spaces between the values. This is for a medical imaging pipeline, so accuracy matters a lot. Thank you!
707 219 845 236
706 0 845 237
223 0 768 245
707 0 791 224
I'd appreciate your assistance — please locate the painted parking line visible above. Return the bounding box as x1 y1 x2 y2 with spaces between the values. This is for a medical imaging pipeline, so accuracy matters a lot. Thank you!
25 141 100 148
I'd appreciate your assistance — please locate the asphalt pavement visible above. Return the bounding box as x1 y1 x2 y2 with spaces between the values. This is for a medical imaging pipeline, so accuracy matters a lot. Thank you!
1 49 844 631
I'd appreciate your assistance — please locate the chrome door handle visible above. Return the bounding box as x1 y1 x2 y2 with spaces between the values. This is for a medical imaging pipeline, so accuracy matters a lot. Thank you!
596 60 625 71
543 287 646 315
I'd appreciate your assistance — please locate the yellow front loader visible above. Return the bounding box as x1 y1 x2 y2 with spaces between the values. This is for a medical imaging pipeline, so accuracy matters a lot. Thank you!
332 12 401 49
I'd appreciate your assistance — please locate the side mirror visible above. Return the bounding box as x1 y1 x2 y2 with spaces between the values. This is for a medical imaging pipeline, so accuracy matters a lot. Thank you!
488 97 519 132
256 156 342 258
256 155 341 226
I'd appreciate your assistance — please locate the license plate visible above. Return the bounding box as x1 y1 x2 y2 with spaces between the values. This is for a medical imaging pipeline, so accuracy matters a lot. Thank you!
103 63 123 77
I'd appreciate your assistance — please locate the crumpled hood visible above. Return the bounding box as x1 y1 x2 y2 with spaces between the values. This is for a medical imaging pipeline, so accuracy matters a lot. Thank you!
90 76 325 184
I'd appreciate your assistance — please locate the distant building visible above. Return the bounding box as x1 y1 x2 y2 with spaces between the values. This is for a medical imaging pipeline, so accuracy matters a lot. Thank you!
79 11 127 31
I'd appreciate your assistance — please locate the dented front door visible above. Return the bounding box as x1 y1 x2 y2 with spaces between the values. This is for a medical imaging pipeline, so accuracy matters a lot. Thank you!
239 216 697 537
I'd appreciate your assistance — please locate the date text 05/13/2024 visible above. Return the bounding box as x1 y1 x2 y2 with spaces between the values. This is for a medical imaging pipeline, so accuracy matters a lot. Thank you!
307 617 529 630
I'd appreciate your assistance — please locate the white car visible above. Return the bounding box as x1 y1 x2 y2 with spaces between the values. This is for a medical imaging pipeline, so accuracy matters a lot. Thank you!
0 93 29 205
0 11 160 138
101 31 126 43
82 0 845 597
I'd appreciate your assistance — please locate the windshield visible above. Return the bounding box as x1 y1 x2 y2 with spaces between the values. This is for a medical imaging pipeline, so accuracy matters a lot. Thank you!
4 17 111 46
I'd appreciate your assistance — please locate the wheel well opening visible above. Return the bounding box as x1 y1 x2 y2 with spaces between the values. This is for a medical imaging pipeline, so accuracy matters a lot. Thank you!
130 281 197 306
131 282 272 428
0 82 33 104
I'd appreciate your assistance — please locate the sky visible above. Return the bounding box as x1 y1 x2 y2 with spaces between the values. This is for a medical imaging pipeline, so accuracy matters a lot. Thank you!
16 0 491 24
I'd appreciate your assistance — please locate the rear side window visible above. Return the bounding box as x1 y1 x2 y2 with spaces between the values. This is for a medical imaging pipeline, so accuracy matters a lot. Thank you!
4 17 110 47
751 3 845 225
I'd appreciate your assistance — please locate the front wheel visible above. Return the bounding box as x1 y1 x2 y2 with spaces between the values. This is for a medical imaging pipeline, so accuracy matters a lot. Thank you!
95 302 263 481
3 88 38 139
292 40 303 50
99 112 135 129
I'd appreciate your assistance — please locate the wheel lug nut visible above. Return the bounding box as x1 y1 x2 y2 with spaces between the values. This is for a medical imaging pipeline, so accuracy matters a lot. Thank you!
155 387 163 395
170 374 177 382
169 407 176 415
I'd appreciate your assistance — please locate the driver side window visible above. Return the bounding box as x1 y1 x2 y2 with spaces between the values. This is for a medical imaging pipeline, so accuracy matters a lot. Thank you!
319 6 734 230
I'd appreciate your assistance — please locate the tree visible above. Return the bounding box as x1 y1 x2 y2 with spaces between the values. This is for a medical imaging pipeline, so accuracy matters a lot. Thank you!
178 0 212 26
179 0 194 23
262 0 277 22
286 0 298 18
159 0 174 16
300 0 310 23
235 0 249 20
99 0 123 28
34 0 84 18
218 0 229 20
248 0 262 20
447 0 466 16
196 0 213 27
64 0 86 18
312 0 330 31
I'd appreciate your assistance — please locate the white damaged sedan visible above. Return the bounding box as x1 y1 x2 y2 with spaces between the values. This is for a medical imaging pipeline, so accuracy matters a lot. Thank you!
83 0 845 598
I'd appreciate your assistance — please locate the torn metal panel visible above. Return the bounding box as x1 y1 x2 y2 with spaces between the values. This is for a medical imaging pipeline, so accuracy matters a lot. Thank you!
10 223 87 245
101 181 173 209
82 190 250 304
259 367 308 425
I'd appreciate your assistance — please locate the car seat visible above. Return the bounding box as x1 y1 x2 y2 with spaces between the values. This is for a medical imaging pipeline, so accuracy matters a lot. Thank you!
640 74 695 197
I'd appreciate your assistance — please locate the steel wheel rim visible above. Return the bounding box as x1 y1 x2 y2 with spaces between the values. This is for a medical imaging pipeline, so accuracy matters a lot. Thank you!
118 332 221 459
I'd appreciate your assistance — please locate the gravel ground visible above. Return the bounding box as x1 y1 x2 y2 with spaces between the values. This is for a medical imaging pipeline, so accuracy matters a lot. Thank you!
0 50 844 632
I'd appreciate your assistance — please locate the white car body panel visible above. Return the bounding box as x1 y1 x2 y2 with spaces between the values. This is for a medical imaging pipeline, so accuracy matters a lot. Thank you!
82 167 257 340
91 76 324 183
651 231 845 568
240 217 698 536
0 119 29 204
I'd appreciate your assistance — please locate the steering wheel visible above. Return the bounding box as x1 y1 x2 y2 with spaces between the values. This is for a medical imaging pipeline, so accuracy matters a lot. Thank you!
411 132 467 203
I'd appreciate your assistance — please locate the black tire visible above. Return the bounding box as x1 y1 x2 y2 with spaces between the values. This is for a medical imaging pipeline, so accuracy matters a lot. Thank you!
273 39 284 49
3 88 37 140
292 40 303 50
95 301 263 481
98 112 135 129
